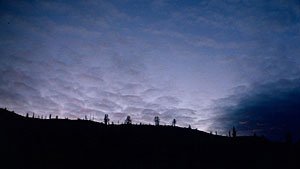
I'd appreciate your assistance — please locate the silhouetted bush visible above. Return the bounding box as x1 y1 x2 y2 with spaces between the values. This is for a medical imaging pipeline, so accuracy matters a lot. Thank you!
104 114 110 125
125 116 132 125
232 126 237 137
154 116 160 126
285 132 292 144
172 119 176 127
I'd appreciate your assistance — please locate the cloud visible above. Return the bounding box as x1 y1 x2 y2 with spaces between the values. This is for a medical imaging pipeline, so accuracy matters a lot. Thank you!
154 96 181 107
1 0 300 139
123 106 143 114
121 95 145 107
211 78 300 141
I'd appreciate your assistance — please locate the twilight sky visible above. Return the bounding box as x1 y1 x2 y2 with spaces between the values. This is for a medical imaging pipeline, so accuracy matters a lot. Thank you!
1 0 300 141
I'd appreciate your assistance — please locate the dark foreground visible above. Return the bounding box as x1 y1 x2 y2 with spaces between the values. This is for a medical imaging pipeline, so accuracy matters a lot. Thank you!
0 108 299 169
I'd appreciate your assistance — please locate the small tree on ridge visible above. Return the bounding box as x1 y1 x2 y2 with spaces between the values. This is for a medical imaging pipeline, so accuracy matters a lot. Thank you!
104 114 110 125
125 116 132 125
154 116 160 126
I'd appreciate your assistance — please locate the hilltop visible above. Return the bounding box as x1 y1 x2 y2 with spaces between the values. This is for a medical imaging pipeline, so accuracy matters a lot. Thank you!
0 108 298 169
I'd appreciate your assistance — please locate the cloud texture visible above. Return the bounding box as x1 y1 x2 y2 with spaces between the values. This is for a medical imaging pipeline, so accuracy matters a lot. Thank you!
0 0 300 140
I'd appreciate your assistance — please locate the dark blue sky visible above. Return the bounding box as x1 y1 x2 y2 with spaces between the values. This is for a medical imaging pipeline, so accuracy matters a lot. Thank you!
1 0 300 141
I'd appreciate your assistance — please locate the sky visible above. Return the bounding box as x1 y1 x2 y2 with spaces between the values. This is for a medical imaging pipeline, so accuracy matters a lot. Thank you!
0 0 300 141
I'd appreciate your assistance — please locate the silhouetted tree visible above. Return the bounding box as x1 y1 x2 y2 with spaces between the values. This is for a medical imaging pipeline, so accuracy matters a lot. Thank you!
188 125 192 129
228 131 231 137
49 114 51 119
285 132 292 144
56 115 58 119
26 113 29 118
215 131 217 135
32 113 35 119
172 119 176 127
232 126 237 137
154 116 160 126
125 116 132 125
104 114 109 125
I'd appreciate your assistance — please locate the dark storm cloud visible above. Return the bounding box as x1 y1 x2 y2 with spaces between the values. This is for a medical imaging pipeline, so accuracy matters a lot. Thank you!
212 78 300 141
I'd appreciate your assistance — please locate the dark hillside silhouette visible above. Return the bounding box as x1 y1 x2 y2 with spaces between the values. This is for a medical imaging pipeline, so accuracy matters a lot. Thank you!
0 108 298 169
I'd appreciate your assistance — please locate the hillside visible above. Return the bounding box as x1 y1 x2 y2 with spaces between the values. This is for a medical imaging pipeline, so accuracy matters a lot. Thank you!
0 108 298 169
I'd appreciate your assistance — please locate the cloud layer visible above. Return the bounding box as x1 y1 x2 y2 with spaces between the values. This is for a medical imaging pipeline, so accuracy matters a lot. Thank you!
0 0 300 140
211 78 300 141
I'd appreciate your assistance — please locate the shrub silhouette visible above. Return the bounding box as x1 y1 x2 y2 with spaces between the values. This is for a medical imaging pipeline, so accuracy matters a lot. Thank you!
49 114 51 119
154 116 160 126
172 119 176 127
125 116 132 125
285 132 292 144
104 114 110 125
232 126 237 137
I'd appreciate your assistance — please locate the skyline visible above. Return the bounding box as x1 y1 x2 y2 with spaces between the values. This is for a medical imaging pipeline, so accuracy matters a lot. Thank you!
1 0 300 141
